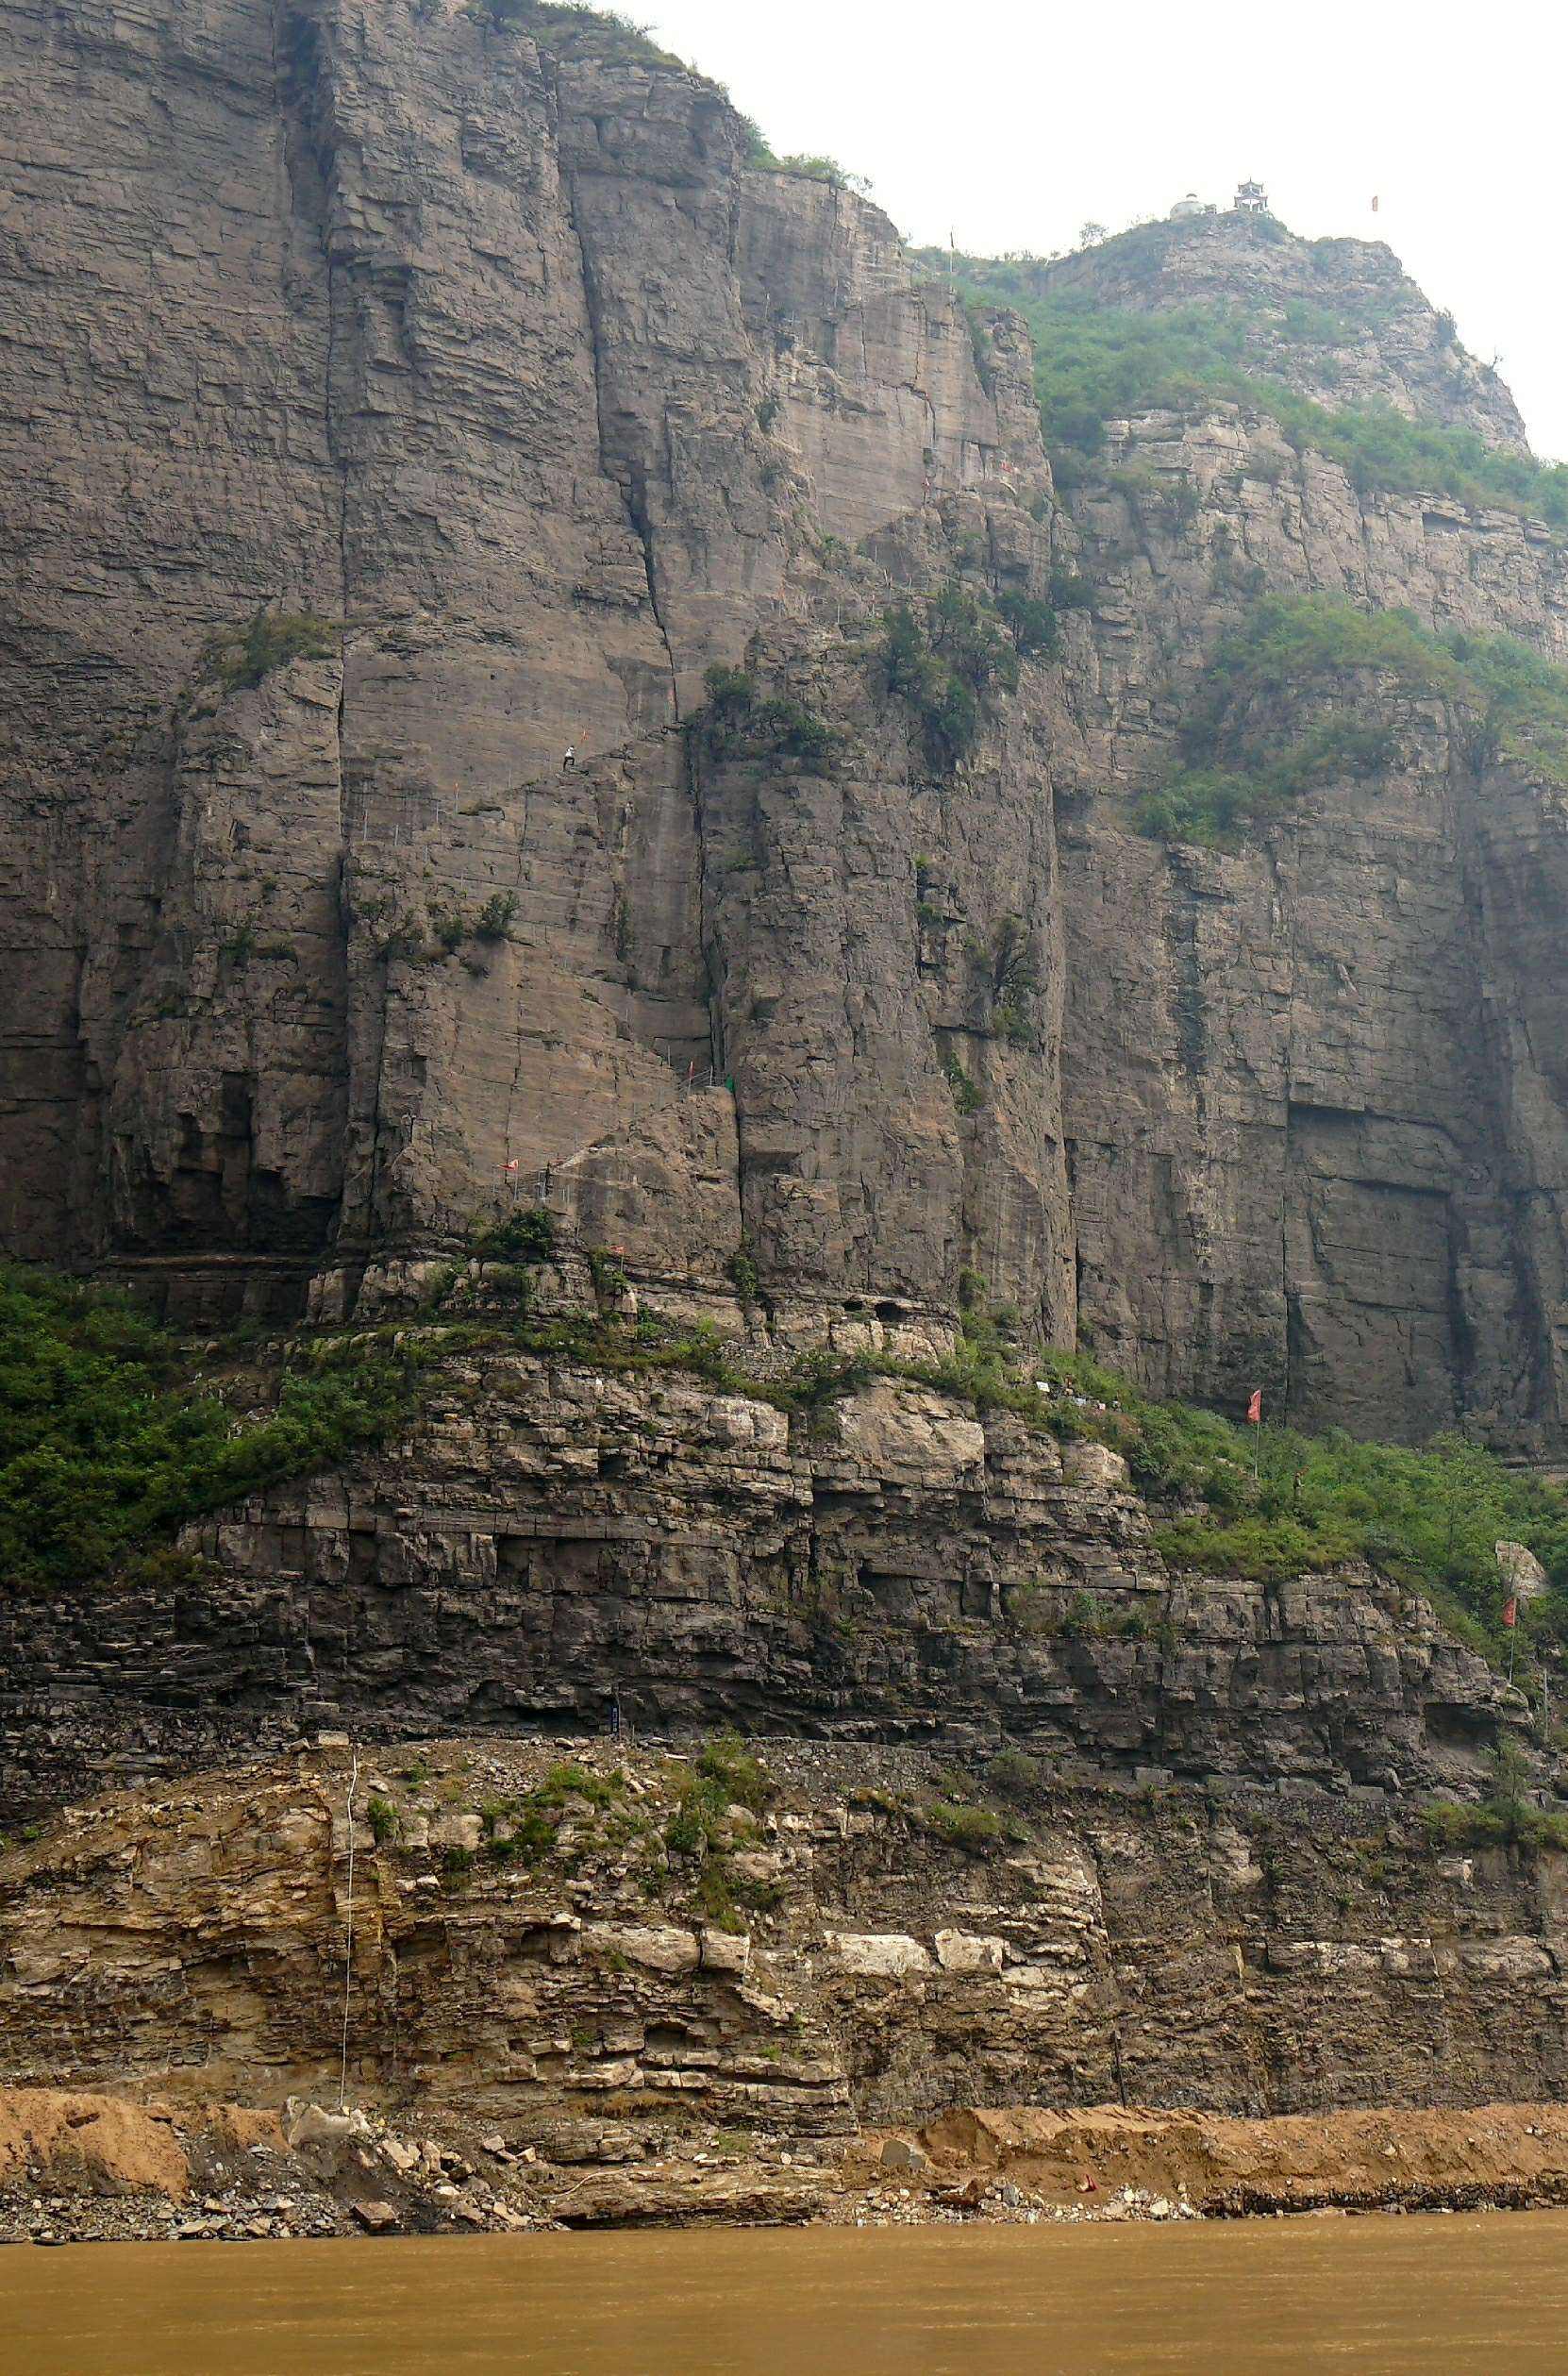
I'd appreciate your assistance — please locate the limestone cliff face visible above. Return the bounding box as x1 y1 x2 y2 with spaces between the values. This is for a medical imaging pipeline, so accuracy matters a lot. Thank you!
1052 406 1568 1440
0 0 1072 1348
5 0 1568 1450
7 1739 1568 2135
0 1348 1510 1820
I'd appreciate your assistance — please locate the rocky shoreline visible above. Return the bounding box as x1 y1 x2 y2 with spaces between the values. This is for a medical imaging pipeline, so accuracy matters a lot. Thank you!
6 1737 1568 2249
7 2089 1568 2247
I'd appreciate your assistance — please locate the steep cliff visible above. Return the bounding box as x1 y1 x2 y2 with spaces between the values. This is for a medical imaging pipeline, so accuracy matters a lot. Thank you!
11 1 1568 2180
8 0 1568 1454
0 0 1071 1350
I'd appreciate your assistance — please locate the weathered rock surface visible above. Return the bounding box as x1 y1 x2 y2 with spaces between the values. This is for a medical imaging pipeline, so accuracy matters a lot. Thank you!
4 1740 1568 2151
6 0 1568 1448
0 1363 1510 1815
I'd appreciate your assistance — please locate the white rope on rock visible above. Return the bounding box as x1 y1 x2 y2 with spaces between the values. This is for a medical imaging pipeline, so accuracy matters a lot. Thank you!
338 1746 359 2112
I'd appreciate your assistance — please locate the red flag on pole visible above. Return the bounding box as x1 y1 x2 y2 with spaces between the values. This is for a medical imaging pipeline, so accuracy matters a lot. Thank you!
1246 1389 1262 1424
1503 1595 1519 1630
505 1159 519 1173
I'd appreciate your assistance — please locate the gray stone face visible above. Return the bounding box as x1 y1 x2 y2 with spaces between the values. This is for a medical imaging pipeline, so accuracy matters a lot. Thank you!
4 0 1568 1451
0 1364 1510 1819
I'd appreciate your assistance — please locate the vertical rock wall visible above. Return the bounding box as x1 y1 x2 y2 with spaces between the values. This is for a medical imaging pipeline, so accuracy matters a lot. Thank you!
5 0 1568 1442
1051 410 1568 1442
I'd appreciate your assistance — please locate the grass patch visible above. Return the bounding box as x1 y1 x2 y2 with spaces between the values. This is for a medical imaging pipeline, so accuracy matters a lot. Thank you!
662 1736 772 1932
1423 1751 1568 1852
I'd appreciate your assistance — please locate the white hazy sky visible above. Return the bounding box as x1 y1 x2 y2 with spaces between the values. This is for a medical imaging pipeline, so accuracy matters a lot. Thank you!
636 0 1568 460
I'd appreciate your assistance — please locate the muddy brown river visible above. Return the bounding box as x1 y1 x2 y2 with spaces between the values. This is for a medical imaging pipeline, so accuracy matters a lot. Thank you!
5 2211 1568 2373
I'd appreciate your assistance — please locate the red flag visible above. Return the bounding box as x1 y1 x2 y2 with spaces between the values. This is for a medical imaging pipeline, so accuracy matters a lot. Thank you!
505 1159 519 1173
1246 1389 1262 1425
1503 1595 1519 1630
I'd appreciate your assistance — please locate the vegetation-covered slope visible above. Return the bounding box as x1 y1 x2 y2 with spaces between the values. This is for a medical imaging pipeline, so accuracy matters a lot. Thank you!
7 1266 1566 1688
1128 594 1568 846
932 249 1568 523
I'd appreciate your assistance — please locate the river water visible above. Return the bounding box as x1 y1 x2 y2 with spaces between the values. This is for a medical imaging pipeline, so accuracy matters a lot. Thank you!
5 2211 1568 2374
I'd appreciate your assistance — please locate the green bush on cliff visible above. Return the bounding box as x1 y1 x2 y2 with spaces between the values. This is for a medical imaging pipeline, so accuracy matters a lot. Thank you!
0 1266 426 1590
692 664 838 772
202 608 337 694
880 587 1021 771
1136 595 1568 846
475 1206 556 1263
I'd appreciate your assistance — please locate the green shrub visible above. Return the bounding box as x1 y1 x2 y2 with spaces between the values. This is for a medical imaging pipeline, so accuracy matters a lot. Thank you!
726 1246 761 1307
984 1747 1041 1800
475 892 519 942
939 1046 984 1113
755 697 836 768
695 668 837 771
975 912 1042 1042
202 609 336 694
586 1247 629 1300
759 152 869 192
995 591 1061 657
702 663 757 714
880 590 1017 771
0 1267 428 1591
917 1798 1003 1850
476 1207 556 1263
777 1348 875 1414
1048 568 1095 611
696 1733 769 1811
365 1796 400 1847
477 0 683 67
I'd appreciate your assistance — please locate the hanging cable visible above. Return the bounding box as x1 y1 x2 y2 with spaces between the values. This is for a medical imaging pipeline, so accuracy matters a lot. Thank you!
338 1746 359 2113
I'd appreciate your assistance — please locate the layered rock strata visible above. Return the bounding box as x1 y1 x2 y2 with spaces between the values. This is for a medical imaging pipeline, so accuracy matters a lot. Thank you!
0 1358 1509 1818
6 0 1568 1444
3 1740 1565 2149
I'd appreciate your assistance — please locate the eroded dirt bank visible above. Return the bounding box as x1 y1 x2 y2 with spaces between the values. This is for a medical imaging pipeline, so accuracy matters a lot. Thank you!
7 2088 1568 2246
